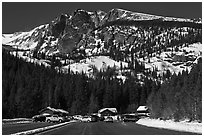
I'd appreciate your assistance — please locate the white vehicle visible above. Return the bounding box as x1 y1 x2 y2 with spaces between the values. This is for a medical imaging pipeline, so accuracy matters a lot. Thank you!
46 115 64 123
73 115 83 121
81 116 91 122
137 106 150 117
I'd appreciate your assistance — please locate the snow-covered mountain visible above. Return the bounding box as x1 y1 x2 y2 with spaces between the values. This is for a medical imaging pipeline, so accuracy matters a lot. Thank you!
2 8 202 82
3 24 49 50
101 8 195 24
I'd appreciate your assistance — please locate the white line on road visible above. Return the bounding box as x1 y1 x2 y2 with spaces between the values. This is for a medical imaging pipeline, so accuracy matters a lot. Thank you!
37 122 74 135
11 121 77 135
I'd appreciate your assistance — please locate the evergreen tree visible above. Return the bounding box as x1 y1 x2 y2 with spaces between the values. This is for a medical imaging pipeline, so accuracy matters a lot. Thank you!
88 93 99 113
103 81 114 108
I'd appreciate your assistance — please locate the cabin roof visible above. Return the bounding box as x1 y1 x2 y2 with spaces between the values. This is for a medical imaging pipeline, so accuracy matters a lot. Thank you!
98 108 117 113
40 106 69 114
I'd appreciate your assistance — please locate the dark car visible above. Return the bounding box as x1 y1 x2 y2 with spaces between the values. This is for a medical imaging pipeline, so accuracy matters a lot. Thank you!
64 116 73 122
122 114 139 122
99 116 105 121
32 115 46 122
90 115 99 122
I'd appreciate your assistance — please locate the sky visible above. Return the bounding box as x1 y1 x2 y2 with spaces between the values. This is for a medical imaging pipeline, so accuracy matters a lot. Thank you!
2 2 202 33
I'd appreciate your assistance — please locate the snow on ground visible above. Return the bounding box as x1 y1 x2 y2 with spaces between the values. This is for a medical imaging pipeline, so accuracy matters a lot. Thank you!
11 120 77 135
3 118 32 122
2 24 48 49
144 58 181 75
183 42 202 55
2 32 25 45
139 42 202 76
2 118 32 124
3 121 32 124
136 118 202 134
22 41 39 50
85 56 128 70
116 75 127 82
63 62 91 74
63 56 128 74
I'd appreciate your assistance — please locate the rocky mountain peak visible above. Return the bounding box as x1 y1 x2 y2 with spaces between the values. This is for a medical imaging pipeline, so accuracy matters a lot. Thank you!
2 8 202 80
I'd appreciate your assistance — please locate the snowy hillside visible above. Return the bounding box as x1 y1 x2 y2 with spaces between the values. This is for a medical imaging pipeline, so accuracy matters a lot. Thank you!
62 56 128 75
3 24 48 48
141 43 202 75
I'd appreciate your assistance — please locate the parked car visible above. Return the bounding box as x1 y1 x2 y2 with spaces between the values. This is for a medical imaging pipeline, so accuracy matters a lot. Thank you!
104 116 113 123
99 116 105 121
90 115 99 122
46 115 64 123
122 114 139 122
32 115 46 122
73 115 83 121
137 106 150 117
64 116 73 122
81 116 91 122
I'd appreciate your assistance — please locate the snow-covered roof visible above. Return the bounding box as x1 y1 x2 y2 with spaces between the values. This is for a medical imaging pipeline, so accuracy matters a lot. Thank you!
40 107 69 114
56 109 69 114
98 108 117 113
137 106 149 111
46 106 58 112
41 113 51 116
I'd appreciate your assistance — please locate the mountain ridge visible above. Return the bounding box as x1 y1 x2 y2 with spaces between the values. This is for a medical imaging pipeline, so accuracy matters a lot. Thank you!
2 8 202 83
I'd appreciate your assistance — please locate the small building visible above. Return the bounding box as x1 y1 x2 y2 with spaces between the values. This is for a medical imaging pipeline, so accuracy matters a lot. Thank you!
98 108 118 120
39 106 69 117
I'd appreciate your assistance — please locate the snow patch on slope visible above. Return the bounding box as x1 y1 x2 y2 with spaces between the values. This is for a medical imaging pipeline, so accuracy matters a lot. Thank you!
63 56 128 75
108 8 194 22
182 43 202 55
2 32 25 44
2 24 48 50
140 43 202 76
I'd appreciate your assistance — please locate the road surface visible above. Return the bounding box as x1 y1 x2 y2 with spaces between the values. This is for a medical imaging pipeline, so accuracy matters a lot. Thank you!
2 122 56 135
38 121 198 135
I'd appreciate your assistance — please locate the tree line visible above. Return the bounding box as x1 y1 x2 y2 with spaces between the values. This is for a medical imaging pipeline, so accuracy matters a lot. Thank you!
2 50 157 118
2 50 201 122
147 58 202 122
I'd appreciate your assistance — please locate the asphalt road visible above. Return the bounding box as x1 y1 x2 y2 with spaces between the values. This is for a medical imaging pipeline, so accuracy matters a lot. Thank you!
38 121 198 135
2 122 56 135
